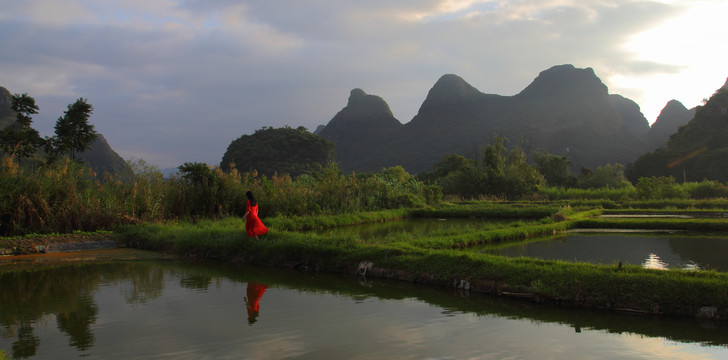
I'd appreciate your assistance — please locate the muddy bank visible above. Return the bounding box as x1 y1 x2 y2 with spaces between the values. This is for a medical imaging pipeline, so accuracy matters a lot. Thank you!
0 233 119 256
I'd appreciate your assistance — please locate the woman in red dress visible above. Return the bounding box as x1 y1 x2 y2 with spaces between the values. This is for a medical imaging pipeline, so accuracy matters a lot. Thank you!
244 191 268 239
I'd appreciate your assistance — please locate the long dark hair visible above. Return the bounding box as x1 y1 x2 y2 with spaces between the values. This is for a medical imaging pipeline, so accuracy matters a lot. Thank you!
245 191 257 206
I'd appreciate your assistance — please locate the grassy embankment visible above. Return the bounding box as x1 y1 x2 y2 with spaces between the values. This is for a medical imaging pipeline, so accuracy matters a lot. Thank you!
113 201 728 319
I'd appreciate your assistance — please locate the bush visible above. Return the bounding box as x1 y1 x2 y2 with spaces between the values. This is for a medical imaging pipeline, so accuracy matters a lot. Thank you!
683 180 728 199
635 176 687 200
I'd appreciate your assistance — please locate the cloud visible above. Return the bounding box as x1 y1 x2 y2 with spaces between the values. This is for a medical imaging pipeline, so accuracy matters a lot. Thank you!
0 0 724 168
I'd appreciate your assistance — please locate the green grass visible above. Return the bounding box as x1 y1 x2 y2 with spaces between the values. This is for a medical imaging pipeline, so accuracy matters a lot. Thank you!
410 202 559 219
265 208 409 231
574 217 728 232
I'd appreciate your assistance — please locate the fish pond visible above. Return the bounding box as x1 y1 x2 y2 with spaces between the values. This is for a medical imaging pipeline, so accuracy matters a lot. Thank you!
2 249 728 359
484 232 728 271
313 217 728 271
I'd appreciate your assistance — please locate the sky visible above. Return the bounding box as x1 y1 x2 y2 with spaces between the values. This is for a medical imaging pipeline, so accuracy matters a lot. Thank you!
1 0 727 169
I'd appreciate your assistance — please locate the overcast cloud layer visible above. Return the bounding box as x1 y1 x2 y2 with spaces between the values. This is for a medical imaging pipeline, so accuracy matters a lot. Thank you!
1 0 726 169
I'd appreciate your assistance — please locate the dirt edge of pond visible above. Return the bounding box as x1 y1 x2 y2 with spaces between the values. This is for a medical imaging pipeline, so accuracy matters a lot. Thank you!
0 233 119 256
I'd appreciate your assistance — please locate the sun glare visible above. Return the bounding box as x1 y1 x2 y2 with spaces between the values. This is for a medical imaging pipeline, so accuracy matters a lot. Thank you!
612 1 728 123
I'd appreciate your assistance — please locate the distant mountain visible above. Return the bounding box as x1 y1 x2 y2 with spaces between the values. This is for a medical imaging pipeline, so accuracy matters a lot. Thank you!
317 89 402 170
77 134 134 180
0 85 133 179
608 94 649 137
313 124 326 135
645 100 695 150
0 87 14 128
319 64 652 173
626 80 728 182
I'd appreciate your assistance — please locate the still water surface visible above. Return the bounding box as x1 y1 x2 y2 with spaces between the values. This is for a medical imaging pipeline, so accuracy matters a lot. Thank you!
485 232 728 271
1 249 727 359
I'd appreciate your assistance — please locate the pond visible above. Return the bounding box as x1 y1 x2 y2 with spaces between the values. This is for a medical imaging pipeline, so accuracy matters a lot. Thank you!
483 232 728 271
2 249 728 359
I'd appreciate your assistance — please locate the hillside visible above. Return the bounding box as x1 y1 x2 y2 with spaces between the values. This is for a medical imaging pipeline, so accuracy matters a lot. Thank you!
317 89 402 170
626 80 728 182
0 86 133 179
77 134 134 180
645 100 695 151
319 65 654 174
0 87 14 129
221 126 335 177
608 94 649 137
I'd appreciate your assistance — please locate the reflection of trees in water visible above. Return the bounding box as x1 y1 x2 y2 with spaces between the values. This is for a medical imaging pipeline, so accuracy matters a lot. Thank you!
56 294 98 351
180 274 213 291
122 264 165 305
0 263 155 358
11 321 39 359
0 261 210 357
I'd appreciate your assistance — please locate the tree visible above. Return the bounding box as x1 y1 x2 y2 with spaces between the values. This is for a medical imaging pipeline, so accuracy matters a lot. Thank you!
531 151 577 187
0 93 43 160
423 136 544 199
48 98 97 161
483 136 507 177
221 126 335 177
432 154 473 177
480 137 544 197
578 163 632 189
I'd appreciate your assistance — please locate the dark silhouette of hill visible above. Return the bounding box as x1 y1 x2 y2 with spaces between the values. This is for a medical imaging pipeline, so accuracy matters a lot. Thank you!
0 87 14 128
646 100 695 150
77 134 134 180
317 89 402 171
0 86 133 179
626 80 728 182
319 65 653 173
609 94 649 137
221 126 335 177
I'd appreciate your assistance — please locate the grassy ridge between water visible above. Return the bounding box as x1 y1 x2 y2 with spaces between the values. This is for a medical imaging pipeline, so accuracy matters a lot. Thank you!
110 202 728 320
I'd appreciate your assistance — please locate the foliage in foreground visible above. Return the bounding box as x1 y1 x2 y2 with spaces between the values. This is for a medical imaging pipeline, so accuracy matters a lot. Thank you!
538 178 728 202
0 155 440 236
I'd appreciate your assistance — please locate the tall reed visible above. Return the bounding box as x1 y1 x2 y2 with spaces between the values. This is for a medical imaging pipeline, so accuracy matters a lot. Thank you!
0 158 439 236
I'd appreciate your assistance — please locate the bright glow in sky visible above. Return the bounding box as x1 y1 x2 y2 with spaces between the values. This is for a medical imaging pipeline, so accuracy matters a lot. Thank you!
1 0 726 168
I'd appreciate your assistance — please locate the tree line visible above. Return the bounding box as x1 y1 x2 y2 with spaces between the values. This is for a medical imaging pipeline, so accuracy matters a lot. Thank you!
417 136 634 199
0 93 97 164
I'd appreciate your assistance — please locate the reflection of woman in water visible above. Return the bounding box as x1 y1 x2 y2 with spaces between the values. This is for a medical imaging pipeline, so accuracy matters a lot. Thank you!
244 191 269 239
245 282 268 325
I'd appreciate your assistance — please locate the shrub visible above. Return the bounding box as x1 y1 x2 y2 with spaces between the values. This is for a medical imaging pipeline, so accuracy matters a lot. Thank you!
635 176 687 200
683 180 728 199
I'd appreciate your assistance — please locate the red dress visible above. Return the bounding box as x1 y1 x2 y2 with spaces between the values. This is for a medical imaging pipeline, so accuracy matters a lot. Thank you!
245 200 269 237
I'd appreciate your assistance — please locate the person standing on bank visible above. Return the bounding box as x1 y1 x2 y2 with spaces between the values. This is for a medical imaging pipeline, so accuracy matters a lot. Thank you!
244 191 269 239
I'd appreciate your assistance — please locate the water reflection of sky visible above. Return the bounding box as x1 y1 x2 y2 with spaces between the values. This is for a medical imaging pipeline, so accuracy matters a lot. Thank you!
489 233 728 271
2 258 728 359
14 279 726 360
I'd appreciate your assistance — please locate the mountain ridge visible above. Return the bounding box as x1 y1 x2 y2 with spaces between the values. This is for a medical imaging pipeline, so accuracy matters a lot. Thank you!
319 64 679 174
626 80 728 182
